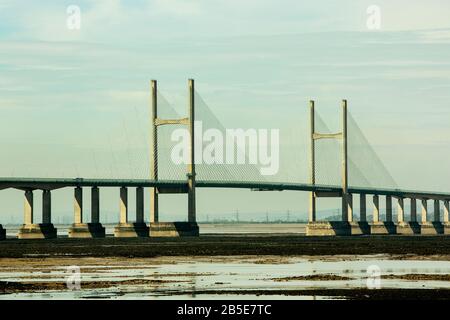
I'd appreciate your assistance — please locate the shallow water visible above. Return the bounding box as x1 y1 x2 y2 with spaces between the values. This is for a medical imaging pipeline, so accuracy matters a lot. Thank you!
1 254 449 299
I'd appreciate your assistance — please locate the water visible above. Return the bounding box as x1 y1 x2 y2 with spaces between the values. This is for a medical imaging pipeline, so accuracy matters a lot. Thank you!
1 255 449 300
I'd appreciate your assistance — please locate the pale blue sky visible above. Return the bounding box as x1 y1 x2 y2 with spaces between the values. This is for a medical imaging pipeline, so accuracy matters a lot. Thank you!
0 0 449 223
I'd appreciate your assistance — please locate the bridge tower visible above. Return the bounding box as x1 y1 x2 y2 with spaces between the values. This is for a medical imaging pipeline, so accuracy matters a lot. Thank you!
148 79 199 237
306 100 370 236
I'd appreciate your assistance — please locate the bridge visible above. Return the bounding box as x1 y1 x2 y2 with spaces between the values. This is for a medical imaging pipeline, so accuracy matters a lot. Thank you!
0 79 449 239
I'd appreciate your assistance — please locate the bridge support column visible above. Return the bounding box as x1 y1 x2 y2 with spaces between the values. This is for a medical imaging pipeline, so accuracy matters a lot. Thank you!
115 187 149 237
397 198 404 223
421 199 428 224
397 197 414 234
69 187 105 238
370 194 394 234
149 79 199 237
420 199 444 235
444 200 450 234
410 198 417 222
420 199 443 235
136 187 145 223
384 195 396 234
344 193 369 235
405 198 421 234
386 196 393 222
373 195 379 222
434 200 440 222
308 192 316 223
344 194 353 222
18 190 57 239
432 199 444 234
91 187 100 223
360 194 367 222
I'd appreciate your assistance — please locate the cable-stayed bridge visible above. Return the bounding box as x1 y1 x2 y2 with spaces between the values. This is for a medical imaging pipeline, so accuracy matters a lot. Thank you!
0 79 449 239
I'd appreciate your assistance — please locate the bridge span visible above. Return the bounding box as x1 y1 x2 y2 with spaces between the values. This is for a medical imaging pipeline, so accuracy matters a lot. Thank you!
0 79 449 239
0 177 449 240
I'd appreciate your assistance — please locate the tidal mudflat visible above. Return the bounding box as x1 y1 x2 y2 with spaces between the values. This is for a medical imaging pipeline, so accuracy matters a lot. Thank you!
1 254 450 300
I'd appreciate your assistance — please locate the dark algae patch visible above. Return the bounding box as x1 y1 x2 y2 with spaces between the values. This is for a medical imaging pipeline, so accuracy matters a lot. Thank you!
273 274 353 281
382 274 450 281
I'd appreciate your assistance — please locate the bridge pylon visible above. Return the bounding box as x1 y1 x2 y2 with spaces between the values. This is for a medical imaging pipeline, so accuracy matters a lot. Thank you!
148 79 199 237
306 100 370 236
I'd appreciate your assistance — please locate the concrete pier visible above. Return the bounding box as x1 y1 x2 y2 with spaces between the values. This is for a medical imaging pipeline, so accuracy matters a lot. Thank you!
68 187 105 238
114 187 149 238
420 199 443 234
150 222 200 237
18 190 57 239
386 196 393 222
444 200 450 234
346 194 369 235
370 195 395 234
397 197 415 235
409 198 420 234
348 193 370 235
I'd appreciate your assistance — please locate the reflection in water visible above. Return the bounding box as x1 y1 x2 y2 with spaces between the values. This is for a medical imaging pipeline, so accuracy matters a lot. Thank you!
0 255 449 300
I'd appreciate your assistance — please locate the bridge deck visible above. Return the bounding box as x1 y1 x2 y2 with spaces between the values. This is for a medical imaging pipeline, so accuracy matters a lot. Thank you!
0 178 449 200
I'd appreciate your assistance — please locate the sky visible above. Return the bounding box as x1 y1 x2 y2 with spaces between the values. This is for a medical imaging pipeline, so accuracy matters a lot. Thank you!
0 0 450 223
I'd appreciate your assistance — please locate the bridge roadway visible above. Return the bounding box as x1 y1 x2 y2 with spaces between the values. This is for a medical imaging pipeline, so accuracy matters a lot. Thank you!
0 177 449 201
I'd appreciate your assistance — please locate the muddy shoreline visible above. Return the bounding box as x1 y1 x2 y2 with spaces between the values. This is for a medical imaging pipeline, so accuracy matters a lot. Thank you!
1 235 450 258
1 282 450 299
1 254 450 299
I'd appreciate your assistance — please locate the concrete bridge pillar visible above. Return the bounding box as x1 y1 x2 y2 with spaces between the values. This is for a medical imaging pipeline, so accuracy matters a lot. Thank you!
69 187 105 238
420 199 443 234
370 194 394 234
120 187 128 224
421 199 428 223
396 197 408 233
372 195 380 223
397 197 417 234
433 200 440 222
42 190 51 224
91 187 100 223
445 200 449 223
136 187 144 223
383 195 396 234
114 187 149 237
347 193 369 235
444 200 450 234
410 198 417 222
360 194 367 222
345 193 353 222
385 196 393 222
18 190 57 239
74 187 83 224
24 190 33 225
397 198 404 223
